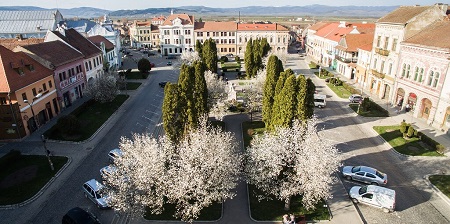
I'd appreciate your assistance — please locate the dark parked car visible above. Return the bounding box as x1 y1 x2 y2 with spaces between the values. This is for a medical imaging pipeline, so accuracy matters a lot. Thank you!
159 82 168 88
166 55 176 59
62 207 101 224
148 52 156 56
167 61 172 66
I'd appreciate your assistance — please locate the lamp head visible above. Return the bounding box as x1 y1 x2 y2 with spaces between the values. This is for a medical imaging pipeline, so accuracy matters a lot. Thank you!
35 93 42 98
23 99 29 104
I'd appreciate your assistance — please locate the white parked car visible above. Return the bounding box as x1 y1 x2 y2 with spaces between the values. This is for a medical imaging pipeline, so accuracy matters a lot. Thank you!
82 179 109 209
108 148 123 163
349 94 363 103
349 185 395 213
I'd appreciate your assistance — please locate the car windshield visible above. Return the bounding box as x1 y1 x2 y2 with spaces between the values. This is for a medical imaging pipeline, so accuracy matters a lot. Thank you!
376 171 385 179
359 186 367 195
351 166 361 173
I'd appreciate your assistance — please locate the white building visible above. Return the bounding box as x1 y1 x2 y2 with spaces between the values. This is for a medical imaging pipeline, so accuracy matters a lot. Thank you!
236 23 289 55
159 12 195 56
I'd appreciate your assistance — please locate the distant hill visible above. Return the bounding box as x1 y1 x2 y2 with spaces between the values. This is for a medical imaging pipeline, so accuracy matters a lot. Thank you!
0 5 398 19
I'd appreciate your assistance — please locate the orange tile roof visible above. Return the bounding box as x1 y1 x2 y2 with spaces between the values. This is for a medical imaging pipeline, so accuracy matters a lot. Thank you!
237 23 288 31
136 21 151 27
403 20 450 50
377 5 430 24
0 38 44 51
151 16 166 21
316 22 375 42
308 22 330 31
0 45 53 92
336 33 374 52
88 35 115 50
162 14 194 26
194 22 237 31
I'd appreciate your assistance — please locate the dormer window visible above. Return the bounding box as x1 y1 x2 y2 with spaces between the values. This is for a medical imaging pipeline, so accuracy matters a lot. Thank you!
14 68 24 75
26 64 34 71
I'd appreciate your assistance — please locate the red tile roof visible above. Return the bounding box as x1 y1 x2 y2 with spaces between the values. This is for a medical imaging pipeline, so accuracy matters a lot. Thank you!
15 40 84 68
0 38 44 51
237 23 288 31
194 22 237 31
336 33 374 52
377 5 431 24
0 45 53 92
162 14 194 26
308 22 330 31
316 22 375 42
135 21 151 27
151 16 166 22
403 20 450 50
51 28 101 58
88 35 115 50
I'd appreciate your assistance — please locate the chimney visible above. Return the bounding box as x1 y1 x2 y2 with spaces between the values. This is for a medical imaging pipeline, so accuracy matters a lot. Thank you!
338 21 346 27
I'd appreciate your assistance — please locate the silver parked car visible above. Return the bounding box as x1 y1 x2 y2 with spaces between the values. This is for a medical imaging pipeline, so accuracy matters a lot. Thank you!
342 165 387 185
108 148 123 163
100 165 117 179
349 94 363 103
82 179 109 209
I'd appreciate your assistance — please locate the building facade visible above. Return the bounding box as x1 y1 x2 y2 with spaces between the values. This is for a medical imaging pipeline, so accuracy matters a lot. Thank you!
159 13 195 56
194 22 237 56
236 23 289 55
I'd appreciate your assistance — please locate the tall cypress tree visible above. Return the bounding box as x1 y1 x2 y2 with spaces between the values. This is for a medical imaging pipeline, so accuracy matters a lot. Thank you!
178 64 196 130
305 78 316 119
260 38 271 58
252 39 262 76
193 61 208 117
162 83 183 143
195 40 203 61
269 74 298 130
296 75 307 121
203 38 218 73
244 38 254 79
262 55 282 124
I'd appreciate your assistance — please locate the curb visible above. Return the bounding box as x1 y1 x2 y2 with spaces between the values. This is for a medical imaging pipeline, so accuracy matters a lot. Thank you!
423 174 450 207
0 156 72 210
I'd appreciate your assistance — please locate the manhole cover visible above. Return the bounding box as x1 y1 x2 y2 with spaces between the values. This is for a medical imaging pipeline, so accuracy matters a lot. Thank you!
86 147 93 151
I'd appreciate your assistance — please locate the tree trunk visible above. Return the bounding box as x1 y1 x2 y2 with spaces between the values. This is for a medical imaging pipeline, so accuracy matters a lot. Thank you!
284 196 291 211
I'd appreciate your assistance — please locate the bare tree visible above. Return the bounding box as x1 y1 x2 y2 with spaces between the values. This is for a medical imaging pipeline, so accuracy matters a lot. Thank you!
85 72 119 103
166 117 242 222
245 117 341 210
103 134 171 218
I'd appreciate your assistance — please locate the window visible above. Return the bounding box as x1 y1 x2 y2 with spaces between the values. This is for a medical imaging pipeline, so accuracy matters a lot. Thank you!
433 72 440 88
418 68 424 83
63 71 66 80
48 80 52 88
380 61 385 73
384 36 389 49
22 93 27 102
85 62 89 71
198 32 203 37
89 61 92 70
376 36 381 47
401 64 406 77
388 63 392 75
427 71 434 86
366 173 376 178
43 83 47 91
32 88 37 97
206 32 210 37
406 64 411 79
373 59 377 69
414 67 419 81
392 38 398 51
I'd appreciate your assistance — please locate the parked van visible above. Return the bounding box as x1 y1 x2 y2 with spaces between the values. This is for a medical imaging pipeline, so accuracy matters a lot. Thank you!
314 94 326 108
349 185 395 213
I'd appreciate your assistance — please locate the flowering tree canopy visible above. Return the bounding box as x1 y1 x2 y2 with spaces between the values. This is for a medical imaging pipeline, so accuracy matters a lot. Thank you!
104 134 171 217
166 117 242 222
180 51 201 65
85 72 119 103
204 70 229 120
245 117 341 210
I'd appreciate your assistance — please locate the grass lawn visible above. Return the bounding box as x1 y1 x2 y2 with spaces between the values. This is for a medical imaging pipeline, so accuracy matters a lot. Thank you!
326 83 352 99
242 121 265 148
120 82 141 90
44 95 129 141
144 202 222 221
126 71 149 79
249 185 330 221
373 126 442 156
221 62 241 71
0 155 68 205
349 104 389 117
429 175 450 198
238 82 247 86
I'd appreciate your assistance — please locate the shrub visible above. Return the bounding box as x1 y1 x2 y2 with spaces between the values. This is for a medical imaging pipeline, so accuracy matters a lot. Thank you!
309 61 319 69
0 149 21 170
235 56 240 61
57 115 81 135
400 121 408 134
419 132 444 152
137 58 151 73
436 145 446 154
220 56 228 62
407 126 415 138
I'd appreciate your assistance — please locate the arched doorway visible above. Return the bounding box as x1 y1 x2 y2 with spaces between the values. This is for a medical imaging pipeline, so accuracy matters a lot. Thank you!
407 92 417 111
396 88 405 106
420 98 432 120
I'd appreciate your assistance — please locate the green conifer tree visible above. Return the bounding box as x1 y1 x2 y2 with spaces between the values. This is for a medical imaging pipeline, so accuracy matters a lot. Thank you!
193 61 208 117
305 78 316 119
262 55 282 124
296 75 307 121
162 83 183 143
244 38 254 79
269 74 298 130
195 40 203 61
203 38 218 73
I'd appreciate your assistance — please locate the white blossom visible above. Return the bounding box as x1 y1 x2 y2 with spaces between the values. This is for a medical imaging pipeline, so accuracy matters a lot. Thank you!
204 70 229 120
103 134 171 217
85 72 119 103
166 117 242 222
245 117 341 210
180 51 201 65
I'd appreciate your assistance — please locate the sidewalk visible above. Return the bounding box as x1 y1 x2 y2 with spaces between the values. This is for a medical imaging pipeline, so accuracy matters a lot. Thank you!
320 65 450 154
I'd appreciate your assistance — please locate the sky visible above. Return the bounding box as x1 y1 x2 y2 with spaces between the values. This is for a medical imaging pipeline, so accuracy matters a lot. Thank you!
4 0 442 11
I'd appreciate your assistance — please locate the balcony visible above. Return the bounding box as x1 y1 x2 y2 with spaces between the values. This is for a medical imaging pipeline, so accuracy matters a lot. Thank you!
335 55 358 63
375 48 390 56
371 69 385 79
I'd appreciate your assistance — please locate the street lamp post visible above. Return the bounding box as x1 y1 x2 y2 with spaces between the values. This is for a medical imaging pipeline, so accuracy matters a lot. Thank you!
23 93 42 131
41 135 54 171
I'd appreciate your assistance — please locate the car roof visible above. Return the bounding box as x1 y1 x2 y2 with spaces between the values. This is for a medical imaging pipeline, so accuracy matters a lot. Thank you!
359 166 376 173
64 207 100 224
84 179 104 191
109 148 122 156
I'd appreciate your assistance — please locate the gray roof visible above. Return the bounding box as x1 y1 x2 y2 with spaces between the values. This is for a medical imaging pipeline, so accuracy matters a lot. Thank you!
64 19 97 33
0 10 62 34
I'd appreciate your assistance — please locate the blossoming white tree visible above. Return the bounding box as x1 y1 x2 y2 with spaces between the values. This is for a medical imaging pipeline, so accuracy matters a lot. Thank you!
204 70 229 120
166 117 242 222
85 72 119 103
103 134 171 218
245 117 341 210
180 50 201 65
